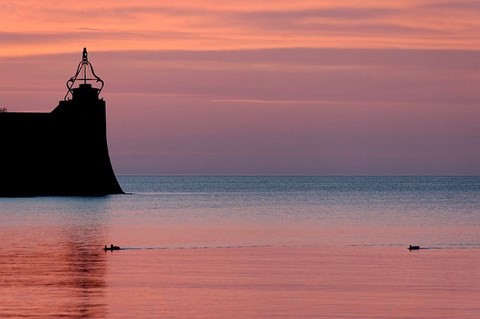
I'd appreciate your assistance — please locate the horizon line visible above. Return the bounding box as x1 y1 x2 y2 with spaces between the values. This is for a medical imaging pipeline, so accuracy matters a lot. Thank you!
116 174 480 177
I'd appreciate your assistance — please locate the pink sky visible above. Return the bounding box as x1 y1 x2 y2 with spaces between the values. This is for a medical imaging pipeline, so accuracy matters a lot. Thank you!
0 1 479 174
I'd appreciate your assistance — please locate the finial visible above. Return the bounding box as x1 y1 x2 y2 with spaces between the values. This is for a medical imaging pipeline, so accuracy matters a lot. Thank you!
82 48 88 63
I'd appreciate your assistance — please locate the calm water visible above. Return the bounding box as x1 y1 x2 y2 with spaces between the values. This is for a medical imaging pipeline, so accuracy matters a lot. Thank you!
1 176 479 318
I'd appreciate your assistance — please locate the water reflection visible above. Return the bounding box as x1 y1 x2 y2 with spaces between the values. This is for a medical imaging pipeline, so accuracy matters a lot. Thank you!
1 177 480 318
0 200 109 318
60 226 107 318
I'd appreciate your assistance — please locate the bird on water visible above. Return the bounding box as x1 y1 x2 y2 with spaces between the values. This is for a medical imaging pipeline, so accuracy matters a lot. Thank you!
104 244 121 251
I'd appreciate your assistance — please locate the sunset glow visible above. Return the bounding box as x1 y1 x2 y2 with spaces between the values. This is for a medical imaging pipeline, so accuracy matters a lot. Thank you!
1 0 479 174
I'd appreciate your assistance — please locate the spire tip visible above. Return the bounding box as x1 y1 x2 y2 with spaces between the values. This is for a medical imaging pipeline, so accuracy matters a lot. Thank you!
82 48 88 62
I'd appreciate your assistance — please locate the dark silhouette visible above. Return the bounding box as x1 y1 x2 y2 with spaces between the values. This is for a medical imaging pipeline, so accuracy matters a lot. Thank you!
104 244 121 251
0 48 123 196
408 245 420 250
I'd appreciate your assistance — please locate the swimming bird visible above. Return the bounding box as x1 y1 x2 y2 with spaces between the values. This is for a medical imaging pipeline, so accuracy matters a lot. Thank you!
408 245 420 250
104 244 121 251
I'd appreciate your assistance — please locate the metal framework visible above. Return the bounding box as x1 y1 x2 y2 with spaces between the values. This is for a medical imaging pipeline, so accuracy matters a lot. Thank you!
64 48 104 100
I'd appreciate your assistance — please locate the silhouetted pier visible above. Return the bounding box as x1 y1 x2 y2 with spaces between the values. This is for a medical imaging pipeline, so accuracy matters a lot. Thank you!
0 48 123 196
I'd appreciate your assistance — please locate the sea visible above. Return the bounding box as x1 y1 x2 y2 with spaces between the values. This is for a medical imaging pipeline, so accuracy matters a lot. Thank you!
1 176 479 318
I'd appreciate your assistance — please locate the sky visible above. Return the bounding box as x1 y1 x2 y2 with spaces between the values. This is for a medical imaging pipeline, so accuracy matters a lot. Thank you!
0 0 479 175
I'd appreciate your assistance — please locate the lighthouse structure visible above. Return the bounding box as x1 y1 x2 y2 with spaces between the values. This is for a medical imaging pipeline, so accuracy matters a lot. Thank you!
0 48 124 196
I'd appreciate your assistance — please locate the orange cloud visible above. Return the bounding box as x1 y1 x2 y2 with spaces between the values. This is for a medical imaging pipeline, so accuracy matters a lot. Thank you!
1 1 480 58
